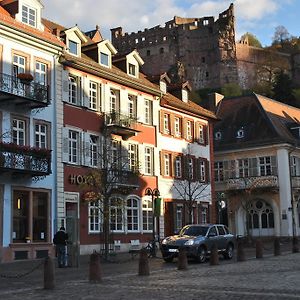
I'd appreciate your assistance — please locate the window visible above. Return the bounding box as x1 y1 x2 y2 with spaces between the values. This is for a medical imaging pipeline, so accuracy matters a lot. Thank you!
215 131 222 140
199 160 206 182
175 205 183 232
126 198 139 231
198 124 205 143
160 81 167 93
13 190 49 243
111 140 120 169
144 99 153 125
174 117 181 137
13 55 26 77
12 118 26 146
22 5 36 27
160 47 164 54
68 76 81 105
163 113 170 134
35 123 48 149
89 81 98 110
142 198 153 231
164 153 171 176
175 156 182 178
88 201 102 233
90 135 99 167
146 50 151 56
188 158 194 180
69 40 78 56
182 90 188 102
128 63 136 76
238 159 249 178
110 197 123 231
68 130 80 164
236 128 244 138
259 156 272 176
110 90 117 113
128 144 138 171
100 52 109 66
144 146 154 175
186 120 193 140
203 19 209 26
128 95 136 119
214 161 224 182
201 206 208 224
35 62 47 85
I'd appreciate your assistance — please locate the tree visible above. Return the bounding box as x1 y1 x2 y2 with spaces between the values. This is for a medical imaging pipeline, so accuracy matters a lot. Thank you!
241 32 262 48
81 122 140 260
272 25 291 45
221 83 242 98
171 147 210 224
272 70 295 105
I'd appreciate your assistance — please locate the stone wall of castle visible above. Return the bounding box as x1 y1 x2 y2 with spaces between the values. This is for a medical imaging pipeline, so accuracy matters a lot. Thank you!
111 4 238 90
111 4 295 91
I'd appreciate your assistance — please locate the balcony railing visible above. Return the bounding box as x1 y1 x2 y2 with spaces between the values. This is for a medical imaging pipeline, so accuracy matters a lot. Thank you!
0 143 51 176
0 73 50 108
103 112 139 139
219 176 279 191
109 169 139 188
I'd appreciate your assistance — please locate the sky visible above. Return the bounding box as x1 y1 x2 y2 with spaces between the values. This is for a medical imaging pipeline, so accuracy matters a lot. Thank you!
42 0 299 47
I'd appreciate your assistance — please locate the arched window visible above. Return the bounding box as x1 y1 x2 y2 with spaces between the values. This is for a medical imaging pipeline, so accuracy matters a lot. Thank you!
126 198 139 231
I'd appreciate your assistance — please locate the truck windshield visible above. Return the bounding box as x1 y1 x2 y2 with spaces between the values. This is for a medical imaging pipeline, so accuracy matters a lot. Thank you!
180 225 209 237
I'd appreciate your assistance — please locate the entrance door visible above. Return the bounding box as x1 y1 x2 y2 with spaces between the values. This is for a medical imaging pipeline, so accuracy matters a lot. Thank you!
247 199 275 237
65 200 79 267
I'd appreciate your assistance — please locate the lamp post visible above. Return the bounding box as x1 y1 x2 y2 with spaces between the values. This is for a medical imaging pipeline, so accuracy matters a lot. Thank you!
145 187 160 257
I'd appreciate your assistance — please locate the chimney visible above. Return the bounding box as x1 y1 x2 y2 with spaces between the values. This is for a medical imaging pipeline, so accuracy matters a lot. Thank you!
208 93 224 112
52 28 61 37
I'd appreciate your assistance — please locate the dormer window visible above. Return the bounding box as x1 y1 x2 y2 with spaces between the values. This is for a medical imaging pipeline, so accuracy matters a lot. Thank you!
160 81 167 93
182 90 188 102
22 5 36 27
69 40 78 56
215 131 222 140
100 52 109 67
128 63 136 76
236 128 244 139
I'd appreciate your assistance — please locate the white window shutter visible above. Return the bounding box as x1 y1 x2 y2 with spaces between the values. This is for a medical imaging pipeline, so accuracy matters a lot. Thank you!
81 76 89 108
81 132 90 166
62 127 69 163
62 70 69 102
139 144 145 174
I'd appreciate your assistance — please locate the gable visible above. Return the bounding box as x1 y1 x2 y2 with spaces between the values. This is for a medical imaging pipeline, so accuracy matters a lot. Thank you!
214 96 279 150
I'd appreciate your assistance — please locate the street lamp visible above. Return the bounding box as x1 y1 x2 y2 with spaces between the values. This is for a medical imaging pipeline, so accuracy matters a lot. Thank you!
145 187 160 257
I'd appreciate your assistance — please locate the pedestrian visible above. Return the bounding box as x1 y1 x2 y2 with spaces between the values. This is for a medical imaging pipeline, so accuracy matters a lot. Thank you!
53 226 68 268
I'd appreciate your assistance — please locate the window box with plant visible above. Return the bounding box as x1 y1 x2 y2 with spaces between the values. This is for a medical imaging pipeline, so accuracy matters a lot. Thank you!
17 73 34 84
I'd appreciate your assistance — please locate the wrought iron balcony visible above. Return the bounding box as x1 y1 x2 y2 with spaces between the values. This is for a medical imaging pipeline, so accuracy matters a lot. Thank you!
0 142 51 176
109 169 139 189
103 112 139 139
292 176 300 188
0 73 50 108
216 175 279 191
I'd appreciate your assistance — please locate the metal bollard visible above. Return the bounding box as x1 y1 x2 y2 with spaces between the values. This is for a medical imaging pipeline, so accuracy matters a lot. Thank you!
138 248 150 276
209 243 219 266
256 239 263 259
292 237 299 253
274 237 281 256
177 247 188 270
236 240 246 262
89 252 102 283
44 256 55 289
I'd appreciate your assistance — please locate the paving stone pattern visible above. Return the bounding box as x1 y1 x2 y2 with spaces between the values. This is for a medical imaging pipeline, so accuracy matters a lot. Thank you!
1 243 300 300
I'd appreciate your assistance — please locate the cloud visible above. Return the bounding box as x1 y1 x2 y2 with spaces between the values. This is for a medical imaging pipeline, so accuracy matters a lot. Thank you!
41 0 290 41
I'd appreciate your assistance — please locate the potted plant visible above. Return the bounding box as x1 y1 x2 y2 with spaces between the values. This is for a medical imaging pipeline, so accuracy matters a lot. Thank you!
17 73 33 84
